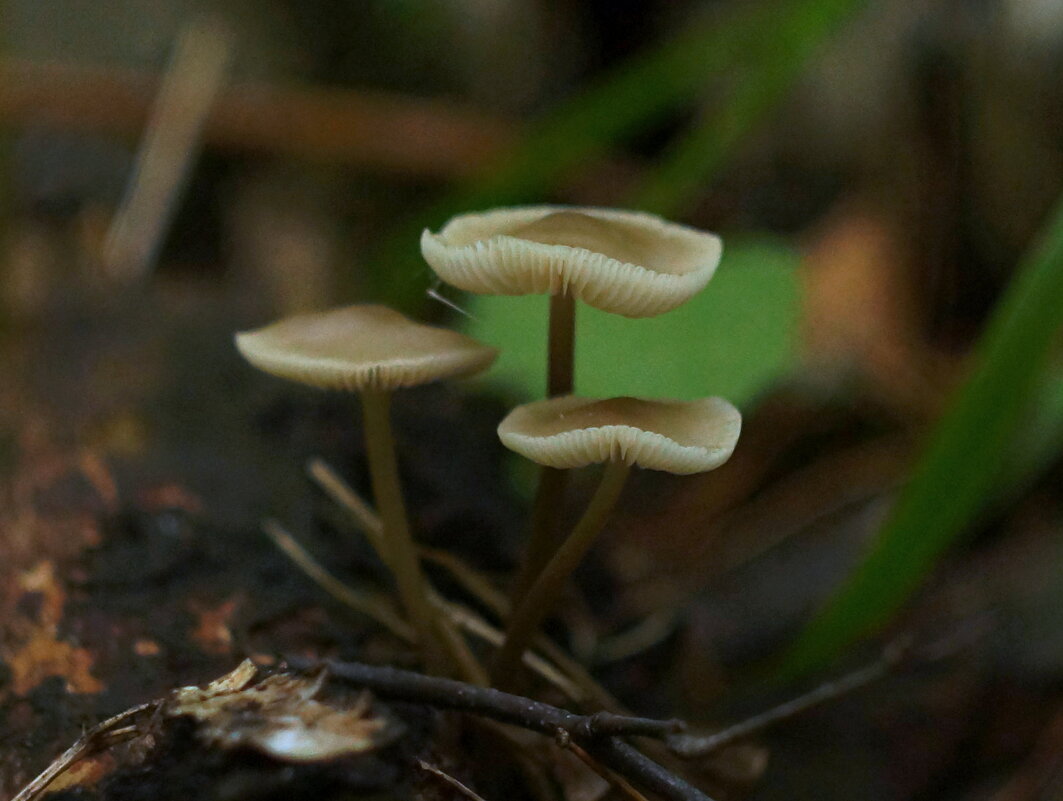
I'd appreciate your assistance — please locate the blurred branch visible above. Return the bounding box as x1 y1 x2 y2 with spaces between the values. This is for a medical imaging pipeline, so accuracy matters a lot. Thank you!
103 17 231 282
0 59 515 178
305 457 624 711
291 657 707 801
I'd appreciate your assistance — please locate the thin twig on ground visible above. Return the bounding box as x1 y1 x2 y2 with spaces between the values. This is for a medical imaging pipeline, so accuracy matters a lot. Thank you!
442 599 583 701
263 519 414 640
12 702 158 801
289 657 709 801
311 459 510 619
16 626 969 801
557 732 652 801
417 759 490 801
307 458 622 710
668 637 915 758
265 518 587 697
295 658 684 742
307 457 384 543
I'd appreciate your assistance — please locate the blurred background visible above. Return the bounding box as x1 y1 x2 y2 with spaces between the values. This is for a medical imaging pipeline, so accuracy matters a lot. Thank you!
2 1 1063 800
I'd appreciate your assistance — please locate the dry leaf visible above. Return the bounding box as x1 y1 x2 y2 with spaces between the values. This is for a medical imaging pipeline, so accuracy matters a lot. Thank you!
167 661 403 762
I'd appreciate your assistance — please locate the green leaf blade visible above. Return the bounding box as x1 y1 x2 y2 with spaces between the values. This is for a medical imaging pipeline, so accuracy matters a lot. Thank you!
781 194 1063 677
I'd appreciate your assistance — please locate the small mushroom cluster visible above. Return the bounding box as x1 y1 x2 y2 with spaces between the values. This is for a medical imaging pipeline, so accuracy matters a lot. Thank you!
236 205 741 687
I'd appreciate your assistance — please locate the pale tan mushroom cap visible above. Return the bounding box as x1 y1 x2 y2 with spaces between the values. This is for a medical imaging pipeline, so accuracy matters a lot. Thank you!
420 206 722 318
235 305 497 391
498 395 741 474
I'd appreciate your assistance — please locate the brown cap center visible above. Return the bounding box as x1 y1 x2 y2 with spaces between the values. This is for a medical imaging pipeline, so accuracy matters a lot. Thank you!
511 211 664 272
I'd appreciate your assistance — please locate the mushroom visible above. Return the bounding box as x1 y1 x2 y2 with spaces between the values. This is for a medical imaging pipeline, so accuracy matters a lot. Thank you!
420 206 723 320
490 395 741 684
422 206 723 602
235 305 497 675
421 206 721 395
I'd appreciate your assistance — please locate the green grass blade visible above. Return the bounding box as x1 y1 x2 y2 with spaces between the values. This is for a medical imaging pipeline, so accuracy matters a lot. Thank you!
997 369 1063 503
780 194 1063 677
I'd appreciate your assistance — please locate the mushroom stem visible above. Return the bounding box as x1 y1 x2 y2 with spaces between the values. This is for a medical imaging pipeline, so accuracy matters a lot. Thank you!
511 467 568 602
361 389 471 676
361 390 436 636
547 291 576 396
511 291 577 604
492 460 632 686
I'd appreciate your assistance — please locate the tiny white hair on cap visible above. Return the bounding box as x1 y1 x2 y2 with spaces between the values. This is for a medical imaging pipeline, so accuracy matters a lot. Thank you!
498 395 741 474
421 206 722 318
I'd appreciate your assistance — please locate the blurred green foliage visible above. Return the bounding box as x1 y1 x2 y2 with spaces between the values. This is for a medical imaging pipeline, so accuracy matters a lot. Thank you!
452 0 865 211
462 237 800 405
781 194 1063 677
369 0 1059 679
369 0 866 311
633 0 865 217
1000 370 1063 503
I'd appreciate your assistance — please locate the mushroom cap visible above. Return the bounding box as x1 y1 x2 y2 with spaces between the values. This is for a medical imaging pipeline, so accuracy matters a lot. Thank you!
497 395 741 474
235 305 498 392
420 206 722 318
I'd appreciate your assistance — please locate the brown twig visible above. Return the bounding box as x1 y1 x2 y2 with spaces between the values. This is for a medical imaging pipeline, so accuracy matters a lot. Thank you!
310 458 510 619
441 599 583 702
307 457 384 545
301 658 684 743
417 759 490 801
307 458 622 709
0 59 514 177
557 732 652 801
262 518 415 640
11 702 158 801
668 637 914 758
103 17 231 282
669 623 991 760
290 657 711 801
265 516 588 697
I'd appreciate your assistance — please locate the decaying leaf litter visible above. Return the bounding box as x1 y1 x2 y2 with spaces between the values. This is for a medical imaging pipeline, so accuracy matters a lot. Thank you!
0 208 1058 801
5 1 1063 799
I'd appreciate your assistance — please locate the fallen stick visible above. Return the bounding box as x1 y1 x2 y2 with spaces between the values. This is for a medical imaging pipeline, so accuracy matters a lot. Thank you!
290 657 711 801
0 58 515 177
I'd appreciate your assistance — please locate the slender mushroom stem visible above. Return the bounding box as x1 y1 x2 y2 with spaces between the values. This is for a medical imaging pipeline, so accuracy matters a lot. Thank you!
511 291 576 603
547 291 576 397
362 388 480 677
512 467 567 601
493 460 632 686
361 390 436 640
